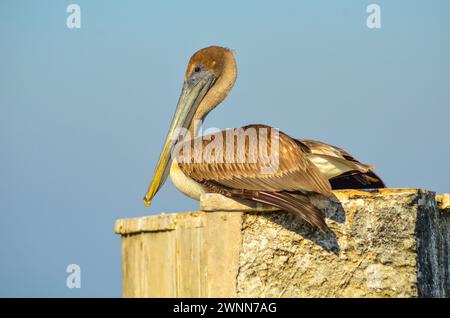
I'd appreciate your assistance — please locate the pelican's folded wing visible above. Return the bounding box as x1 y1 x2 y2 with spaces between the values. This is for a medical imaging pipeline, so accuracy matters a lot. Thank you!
175 124 332 196
298 139 385 188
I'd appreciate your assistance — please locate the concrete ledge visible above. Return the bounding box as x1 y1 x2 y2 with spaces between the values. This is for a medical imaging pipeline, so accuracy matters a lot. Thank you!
115 189 449 297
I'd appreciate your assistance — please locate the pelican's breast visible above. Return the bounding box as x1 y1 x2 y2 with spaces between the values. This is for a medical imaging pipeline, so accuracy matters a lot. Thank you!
169 159 207 201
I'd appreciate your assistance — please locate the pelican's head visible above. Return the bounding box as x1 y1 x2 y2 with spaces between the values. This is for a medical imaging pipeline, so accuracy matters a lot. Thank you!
143 46 237 206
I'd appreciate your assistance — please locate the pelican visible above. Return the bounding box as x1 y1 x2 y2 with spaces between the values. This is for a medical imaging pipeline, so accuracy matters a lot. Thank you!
143 46 384 232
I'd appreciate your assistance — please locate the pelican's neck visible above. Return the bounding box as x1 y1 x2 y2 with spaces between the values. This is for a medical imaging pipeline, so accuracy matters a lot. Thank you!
188 49 237 139
188 120 202 139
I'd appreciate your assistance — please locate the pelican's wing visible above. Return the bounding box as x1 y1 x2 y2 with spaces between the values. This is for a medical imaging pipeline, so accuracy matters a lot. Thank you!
298 139 385 189
174 125 333 231
176 125 332 196
299 139 373 171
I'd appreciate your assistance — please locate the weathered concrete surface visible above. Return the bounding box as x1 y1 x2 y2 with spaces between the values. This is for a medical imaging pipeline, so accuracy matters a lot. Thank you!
436 193 450 295
115 189 449 298
116 211 243 297
236 189 448 297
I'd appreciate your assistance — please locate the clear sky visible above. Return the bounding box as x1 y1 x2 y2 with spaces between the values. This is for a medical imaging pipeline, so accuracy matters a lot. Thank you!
1 0 449 297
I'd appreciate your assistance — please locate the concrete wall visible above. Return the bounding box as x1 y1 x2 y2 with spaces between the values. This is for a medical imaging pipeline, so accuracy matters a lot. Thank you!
115 189 450 298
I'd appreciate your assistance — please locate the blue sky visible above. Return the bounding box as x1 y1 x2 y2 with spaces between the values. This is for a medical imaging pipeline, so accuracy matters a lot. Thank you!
1 0 449 297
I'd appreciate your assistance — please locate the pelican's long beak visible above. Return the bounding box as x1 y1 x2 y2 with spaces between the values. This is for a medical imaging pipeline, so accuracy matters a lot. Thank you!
143 72 216 206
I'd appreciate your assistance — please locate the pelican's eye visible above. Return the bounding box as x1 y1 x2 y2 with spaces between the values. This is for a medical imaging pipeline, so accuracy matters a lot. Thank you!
188 65 207 87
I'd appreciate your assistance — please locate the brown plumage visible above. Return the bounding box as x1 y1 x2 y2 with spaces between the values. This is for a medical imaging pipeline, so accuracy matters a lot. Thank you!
202 181 329 232
144 46 385 233
174 124 333 232
176 125 332 196
297 139 386 189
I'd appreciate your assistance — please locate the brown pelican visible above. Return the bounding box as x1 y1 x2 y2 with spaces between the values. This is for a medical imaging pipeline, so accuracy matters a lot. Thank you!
143 46 384 232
